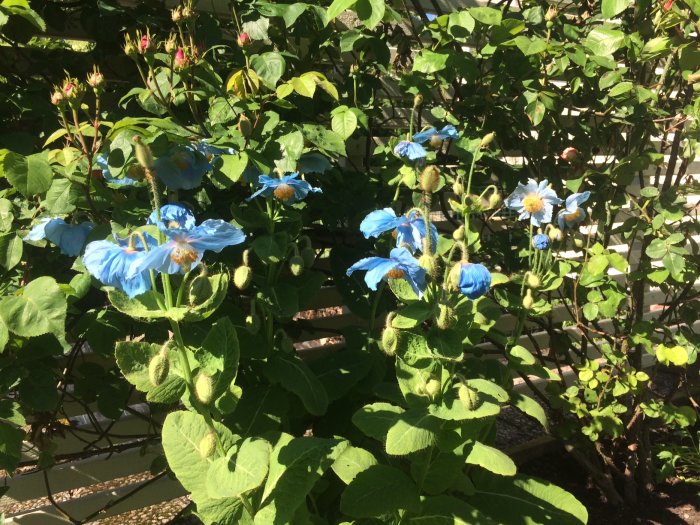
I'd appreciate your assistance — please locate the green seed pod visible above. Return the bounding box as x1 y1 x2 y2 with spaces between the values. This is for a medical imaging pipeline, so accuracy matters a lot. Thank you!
526 272 541 290
523 289 534 310
413 93 423 107
199 432 217 458
133 136 154 169
452 181 464 196
245 314 260 334
436 304 456 330
453 225 465 241
420 165 440 193
195 372 214 405
289 255 304 277
148 349 169 387
233 265 252 290
189 275 213 306
488 192 502 209
301 247 315 268
381 325 399 356
458 384 481 410
425 379 441 400
546 20 554 29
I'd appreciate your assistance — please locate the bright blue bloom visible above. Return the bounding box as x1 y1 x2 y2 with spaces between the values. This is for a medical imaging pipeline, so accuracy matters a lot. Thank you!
129 219 245 276
532 234 550 250
247 172 322 204
194 140 235 161
83 233 158 298
154 145 211 190
96 155 140 187
413 125 459 144
148 204 196 231
25 217 94 256
346 247 427 298
557 191 591 230
360 208 437 253
457 263 491 300
394 141 427 162
504 178 563 227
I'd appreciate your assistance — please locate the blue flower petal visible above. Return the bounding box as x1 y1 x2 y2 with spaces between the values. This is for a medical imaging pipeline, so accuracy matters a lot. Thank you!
412 128 437 144
148 204 196 231
25 218 94 256
83 238 153 298
394 141 427 161
186 220 246 252
458 263 491 299
360 208 403 239
154 146 210 190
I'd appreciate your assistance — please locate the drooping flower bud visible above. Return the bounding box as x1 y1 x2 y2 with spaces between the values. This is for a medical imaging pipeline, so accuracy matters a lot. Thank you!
133 136 154 169
148 347 170 386
458 383 481 410
573 238 584 248
526 272 541 290
420 165 440 193
452 225 465 241
238 114 253 137
413 93 423 107
436 304 456 330
381 326 398 357
301 247 315 268
548 227 563 242
560 147 578 162
425 379 441 400
195 372 214 405
233 265 252 290
452 181 464 196
198 432 217 458
237 32 251 47
418 254 439 277
487 192 502 209
454 262 491 300
523 289 534 310
289 255 304 277
532 233 550 250
479 132 496 149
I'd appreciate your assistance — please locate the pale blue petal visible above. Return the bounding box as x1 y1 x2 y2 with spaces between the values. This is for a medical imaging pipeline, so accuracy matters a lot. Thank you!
412 127 437 144
360 209 402 239
187 220 246 252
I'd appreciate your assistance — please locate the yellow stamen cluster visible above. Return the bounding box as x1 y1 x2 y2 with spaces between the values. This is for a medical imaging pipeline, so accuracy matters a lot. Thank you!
170 243 198 266
522 193 545 214
563 208 582 222
273 183 295 202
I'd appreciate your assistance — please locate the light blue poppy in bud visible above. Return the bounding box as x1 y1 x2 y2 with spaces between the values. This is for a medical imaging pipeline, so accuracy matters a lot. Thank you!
25 217 94 256
393 140 427 162
557 191 591 230
154 145 211 190
457 263 491 300
360 208 437 253
532 234 550 250
412 125 460 145
96 155 140 187
83 233 158 298
129 218 245 276
248 172 322 204
347 247 427 298
504 178 563 227
148 203 196 231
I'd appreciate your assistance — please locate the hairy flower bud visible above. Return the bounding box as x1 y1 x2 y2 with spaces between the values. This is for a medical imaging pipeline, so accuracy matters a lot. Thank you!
381 324 399 356
453 225 465 241
452 181 464 196
436 304 456 330
289 255 304 277
233 265 252 290
237 32 251 47
548 227 563 242
86 67 105 91
526 272 541 290
488 192 502 209
458 384 481 410
425 378 441 400
523 289 534 310
420 165 440 193
133 136 154 169
198 432 217 458
448 262 463 291
418 254 439 277
195 372 214 405
413 93 423 107
479 132 496 149
148 348 169 386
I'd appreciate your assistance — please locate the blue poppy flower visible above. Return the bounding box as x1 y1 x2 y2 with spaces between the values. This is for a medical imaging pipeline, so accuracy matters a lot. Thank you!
346 247 427 298
96 155 140 187
532 234 550 250
83 233 158 298
360 208 437 253
129 219 246 276
457 263 491 300
394 141 427 162
557 191 591 230
193 140 236 162
413 125 459 145
504 179 563 227
247 172 322 204
154 145 211 190
148 204 196 231
25 217 94 256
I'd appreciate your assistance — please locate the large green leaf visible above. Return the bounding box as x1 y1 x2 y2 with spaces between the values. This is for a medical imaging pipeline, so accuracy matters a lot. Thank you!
356 0 385 29
585 27 626 56
408 495 499 524
413 50 449 74
0 233 22 270
198 317 240 398
264 352 328 416
340 464 420 518
2 152 52 196
386 408 441 455
0 420 24 473
255 433 347 524
468 473 588 525
465 441 516 476
326 0 356 22
352 402 404 440
601 0 629 18
332 445 378 484
0 276 67 347
207 437 271 498
251 52 286 89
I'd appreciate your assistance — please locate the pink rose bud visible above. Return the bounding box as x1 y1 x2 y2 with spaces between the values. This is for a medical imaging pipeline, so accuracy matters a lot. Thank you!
174 47 189 70
139 34 152 53
237 32 251 47
560 147 578 162
63 82 74 96
661 0 672 11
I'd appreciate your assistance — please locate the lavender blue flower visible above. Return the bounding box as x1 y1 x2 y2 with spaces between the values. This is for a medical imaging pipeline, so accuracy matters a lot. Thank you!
557 191 591 230
346 247 427 298
25 217 94 256
504 179 563 227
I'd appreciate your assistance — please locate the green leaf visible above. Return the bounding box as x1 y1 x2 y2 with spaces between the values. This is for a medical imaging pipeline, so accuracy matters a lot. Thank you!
509 345 535 366
585 27 626 56
601 0 629 18
255 434 347 525
45 178 81 214
251 52 286 89
252 233 288 264
115 341 165 392
352 402 404 440
340 465 421 518
292 75 316 98
356 0 385 30
217 152 249 187
332 446 378 485
385 408 440 455
0 233 22 270
265 353 329 416
656 345 688 367
466 441 516 476
470 6 502 25
327 0 356 22
207 437 270 498
582 302 599 321
511 392 549 431
199 317 240 386
331 106 358 140
0 199 13 232
0 276 67 347
2 152 52 196
0 420 24 473
409 495 499 524
514 36 547 56
392 302 434 328
469 473 588 525
413 50 449 74
608 81 633 97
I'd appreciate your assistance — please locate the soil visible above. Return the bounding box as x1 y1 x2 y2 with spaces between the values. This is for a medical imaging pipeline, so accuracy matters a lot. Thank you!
520 448 700 525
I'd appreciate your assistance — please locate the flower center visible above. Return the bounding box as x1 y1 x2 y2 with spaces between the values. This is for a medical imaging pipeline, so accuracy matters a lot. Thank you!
429 135 443 148
273 183 295 202
167 220 181 229
173 152 191 170
522 193 544 214
563 208 582 222
170 242 199 268
385 268 405 280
